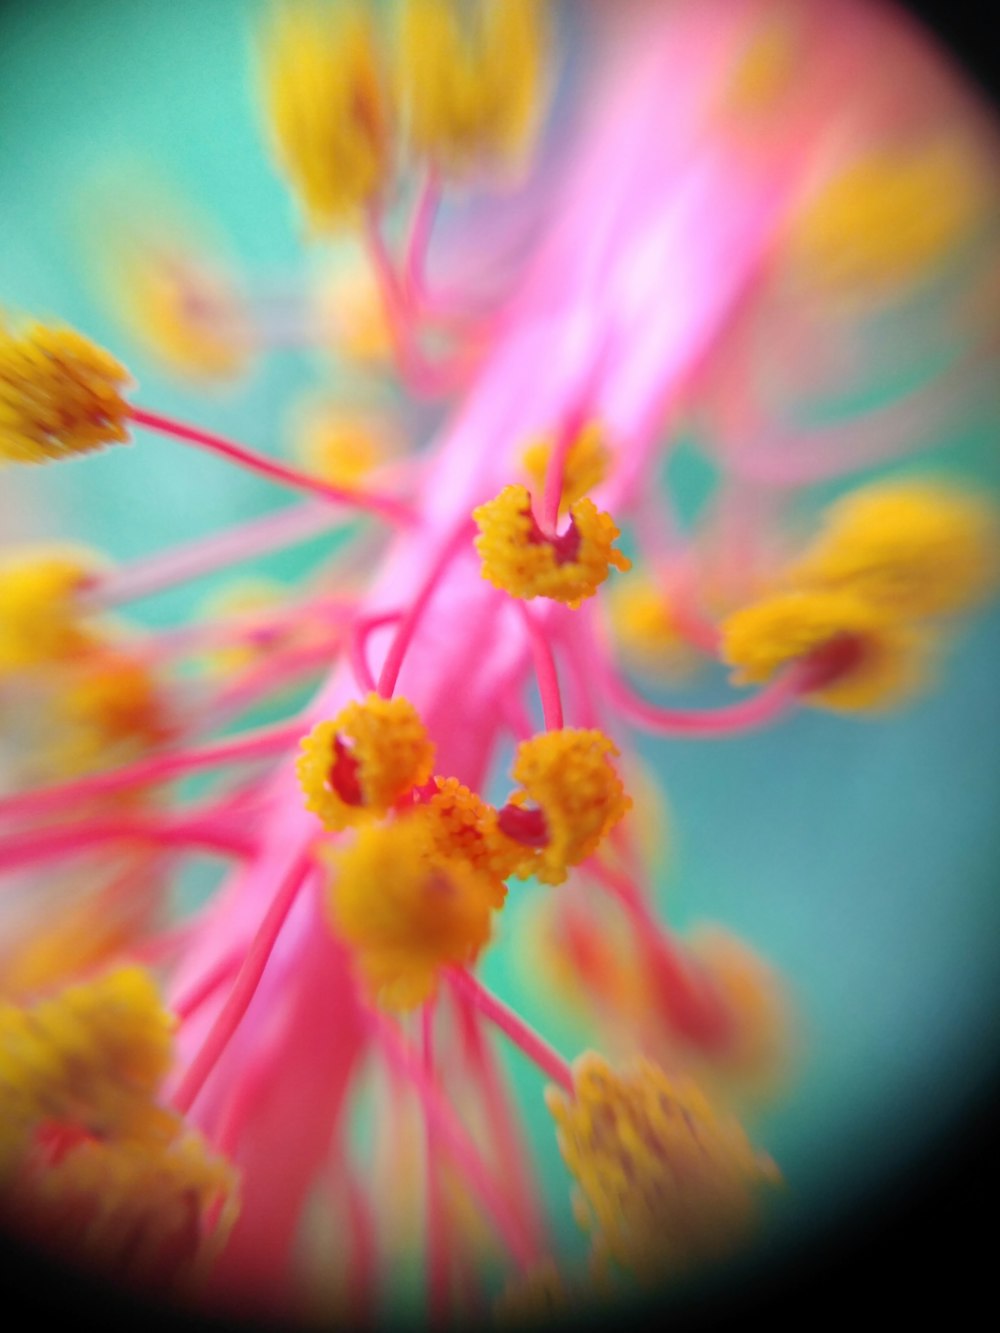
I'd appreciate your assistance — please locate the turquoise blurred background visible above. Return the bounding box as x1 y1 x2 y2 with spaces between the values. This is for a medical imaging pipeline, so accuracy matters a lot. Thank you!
1 0 999 1316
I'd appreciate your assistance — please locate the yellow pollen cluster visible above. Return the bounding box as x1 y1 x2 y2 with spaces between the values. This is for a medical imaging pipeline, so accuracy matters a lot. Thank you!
721 587 922 712
607 572 704 681
297 693 435 831
0 546 104 674
0 969 236 1291
792 481 999 619
790 139 986 293
48 649 174 778
291 399 400 489
473 484 631 609
328 818 497 1010
0 321 132 464
261 3 392 234
545 1054 780 1282
504 729 632 886
521 421 611 516
417 776 520 898
396 0 548 177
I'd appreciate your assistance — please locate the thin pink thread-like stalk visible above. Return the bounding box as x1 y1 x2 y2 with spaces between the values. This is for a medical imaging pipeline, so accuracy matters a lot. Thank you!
349 610 404 695
85 502 347 609
402 168 441 312
203 636 344 728
517 602 564 731
369 1009 536 1271
0 814 254 878
421 999 450 1323
377 519 474 698
0 718 306 824
446 968 573 1094
129 407 415 526
172 849 316 1114
174 949 243 1023
539 401 590 537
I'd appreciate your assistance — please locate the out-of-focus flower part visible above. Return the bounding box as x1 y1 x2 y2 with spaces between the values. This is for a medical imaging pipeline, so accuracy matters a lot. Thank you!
297 693 435 830
493 1257 573 1325
0 322 131 464
290 397 401 488
261 2 392 233
0 546 104 673
396 0 549 177
474 484 631 608
546 1054 780 1282
522 422 610 516
608 571 707 681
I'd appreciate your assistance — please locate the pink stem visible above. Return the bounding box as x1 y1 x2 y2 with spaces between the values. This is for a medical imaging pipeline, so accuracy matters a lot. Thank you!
203 637 343 726
376 519 474 698
369 1009 535 1271
129 407 415 526
446 968 573 1094
517 603 564 731
172 848 316 1114
0 718 306 824
539 401 589 537
421 1000 450 1323
84 502 347 610
602 658 805 737
402 168 441 312
349 610 404 696
173 949 242 1023
0 814 254 877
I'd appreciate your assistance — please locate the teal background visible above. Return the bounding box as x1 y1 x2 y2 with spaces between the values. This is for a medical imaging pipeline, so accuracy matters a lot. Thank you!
2 0 999 1318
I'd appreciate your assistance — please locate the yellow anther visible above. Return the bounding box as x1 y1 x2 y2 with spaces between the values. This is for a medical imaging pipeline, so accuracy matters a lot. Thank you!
0 546 105 674
521 422 610 516
416 776 520 896
720 8 798 115
397 0 548 177
790 139 986 293
545 1054 779 1282
793 480 999 620
297 694 435 831
315 251 395 365
327 818 497 1010
48 649 173 778
0 321 131 464
607 572 704 681
501 729 631 886
721 587 924 712
473 484 630 609
261 2 392 234
291 397 401 489
0 969 174 1168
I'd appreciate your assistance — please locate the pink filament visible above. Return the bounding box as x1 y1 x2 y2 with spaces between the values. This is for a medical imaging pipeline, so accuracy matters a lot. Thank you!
446 967 574 1094
517 602 564 731
601 656 805 736
0 814 254 878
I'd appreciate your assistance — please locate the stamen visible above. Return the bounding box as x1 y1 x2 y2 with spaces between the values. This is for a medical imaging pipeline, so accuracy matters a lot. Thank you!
446 967 573 1094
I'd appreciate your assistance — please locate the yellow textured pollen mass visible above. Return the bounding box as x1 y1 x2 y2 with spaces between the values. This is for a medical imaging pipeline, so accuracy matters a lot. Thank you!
721 586 924 712
297 694 435 831
261 3 392 234
793 481 999 620
790 139 986 293
416 776 519 899
546 1053 779 1282
473 484 630 609
521 422 611 516
503 729 632 886
0 322 131 464
397 0 548 176
0 546 105 674
328 818 497 1010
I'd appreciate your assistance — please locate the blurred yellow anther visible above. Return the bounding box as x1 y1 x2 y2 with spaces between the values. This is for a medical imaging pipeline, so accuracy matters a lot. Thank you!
721 587 923 712
397 0 548 177
0 546 104 674
793 480 999 620
297 693 435 831
503 729 631 886
545 1053 779 1282
49 649 173 778
791 140 986 293
291 397 400 489
494 1258 573 1325
607 572 704 681
261 2 392 234
315 252 394 365
0 969 174 1171
522 422 610 516
416 776 519 897
0 322 131 464
0 968 236 1291
473 484 630 609
721 9 798 115
328 818 497 1010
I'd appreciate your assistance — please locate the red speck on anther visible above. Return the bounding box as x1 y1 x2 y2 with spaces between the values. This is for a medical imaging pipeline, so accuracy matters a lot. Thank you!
35 1120 94 1166
797 633 868 692
329 737 364 806
497 803 549 847
523 501 582 565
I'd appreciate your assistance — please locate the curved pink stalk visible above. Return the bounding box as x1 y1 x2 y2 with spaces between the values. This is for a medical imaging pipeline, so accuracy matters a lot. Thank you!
0 814 254 877
129 407 416 526
172 848 316 1114
446 968 574 1095
517 602 564 731
0 718 306 824
349 610 403 695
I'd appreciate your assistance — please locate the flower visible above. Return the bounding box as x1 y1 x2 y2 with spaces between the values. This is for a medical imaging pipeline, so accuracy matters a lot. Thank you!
0 322 131 464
